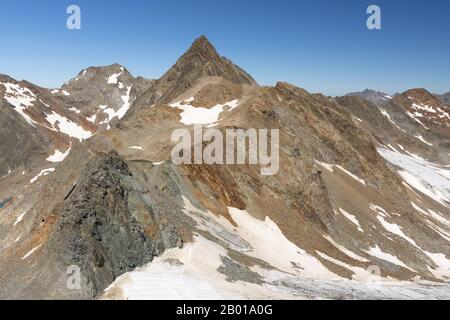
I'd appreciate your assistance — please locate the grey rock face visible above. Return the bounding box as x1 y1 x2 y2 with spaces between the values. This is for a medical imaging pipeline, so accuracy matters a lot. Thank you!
0 99 48 177
217 256 263 284
439 92 450 106
47 150 181 297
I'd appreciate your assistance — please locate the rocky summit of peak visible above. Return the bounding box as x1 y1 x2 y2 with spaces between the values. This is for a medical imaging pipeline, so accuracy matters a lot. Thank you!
133 36 257 107
345 89 393 106
390 88 450 132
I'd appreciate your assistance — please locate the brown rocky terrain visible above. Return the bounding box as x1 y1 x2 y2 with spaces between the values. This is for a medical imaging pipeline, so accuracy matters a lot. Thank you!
0 36 449 299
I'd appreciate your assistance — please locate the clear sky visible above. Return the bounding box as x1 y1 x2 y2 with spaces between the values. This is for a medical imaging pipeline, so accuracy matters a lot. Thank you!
0 0 449 96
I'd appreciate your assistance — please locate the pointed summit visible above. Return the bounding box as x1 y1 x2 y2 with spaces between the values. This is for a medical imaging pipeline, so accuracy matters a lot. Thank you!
189 35 216 51
135 36 257 106
175 35 224 68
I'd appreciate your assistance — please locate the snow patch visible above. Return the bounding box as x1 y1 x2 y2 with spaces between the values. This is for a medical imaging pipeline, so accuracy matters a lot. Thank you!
339 208 363 232
86 112 97 123
323 235 369 262
314 160 334 172
379 108 407 132
69 107 81 114
30 168 55 183
170 97 240 125
2 82 37 126
129 146 144 151
376 216 418 247
414 134 433 147
335 165 366 186
46 144 71 163
45 112 93 141
107 67 124 84
14 211 28 226
100 85 133 125
22 244 42 260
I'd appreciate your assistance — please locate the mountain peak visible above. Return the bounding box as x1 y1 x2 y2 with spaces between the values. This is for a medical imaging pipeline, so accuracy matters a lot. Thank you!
395 88 440 104
345 89 392 106
180 35 223 64
134 36 257 106
190 35 214 49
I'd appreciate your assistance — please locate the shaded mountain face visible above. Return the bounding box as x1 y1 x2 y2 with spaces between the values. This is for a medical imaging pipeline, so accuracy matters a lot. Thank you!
390 89 450 137
438 92 450 107
345 89 393 106
0 37 449 299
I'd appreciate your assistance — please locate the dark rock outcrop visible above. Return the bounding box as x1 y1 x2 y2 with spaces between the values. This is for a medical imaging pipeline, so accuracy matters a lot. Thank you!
47 150 181 297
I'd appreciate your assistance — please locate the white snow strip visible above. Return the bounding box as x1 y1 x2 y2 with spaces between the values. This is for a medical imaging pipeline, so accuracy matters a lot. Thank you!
339 208 363 232
30 168 55 183
315 251 384 282
14 211 28 226
335 165 366 186
414 134 433 147
411 202 450 228
21 244 42 260
376 216 419 247
365 245 415 272
387 144 398 152
323 235 369 262
39 99 50 108
314 160 334 172
129 146 144 150
379 108 407 132
406 111 429 129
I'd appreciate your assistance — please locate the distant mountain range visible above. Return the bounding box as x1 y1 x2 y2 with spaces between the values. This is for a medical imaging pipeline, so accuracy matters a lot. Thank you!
0 36 449 300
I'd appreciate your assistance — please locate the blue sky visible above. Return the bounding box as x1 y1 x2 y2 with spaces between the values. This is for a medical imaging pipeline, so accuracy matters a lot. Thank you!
0 0 449 96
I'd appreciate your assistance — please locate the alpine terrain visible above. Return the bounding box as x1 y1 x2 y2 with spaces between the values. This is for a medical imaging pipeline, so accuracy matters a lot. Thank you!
0 36 449 299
